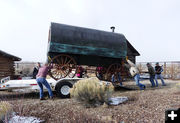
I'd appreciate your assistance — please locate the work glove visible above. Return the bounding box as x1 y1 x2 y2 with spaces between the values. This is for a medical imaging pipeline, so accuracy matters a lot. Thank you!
126 56 128 61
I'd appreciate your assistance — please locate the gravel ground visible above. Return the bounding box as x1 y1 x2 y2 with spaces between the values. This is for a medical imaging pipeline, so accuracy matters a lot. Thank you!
1 79 180 123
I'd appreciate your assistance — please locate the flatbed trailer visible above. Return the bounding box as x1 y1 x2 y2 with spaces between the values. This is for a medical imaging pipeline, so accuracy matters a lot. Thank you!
0 76 82 98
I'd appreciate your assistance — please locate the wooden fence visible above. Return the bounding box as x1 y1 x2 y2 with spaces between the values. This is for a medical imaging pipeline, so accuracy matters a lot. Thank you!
14 61 180 80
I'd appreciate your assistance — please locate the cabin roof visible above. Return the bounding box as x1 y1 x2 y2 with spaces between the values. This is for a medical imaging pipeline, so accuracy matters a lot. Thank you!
0 50 21 61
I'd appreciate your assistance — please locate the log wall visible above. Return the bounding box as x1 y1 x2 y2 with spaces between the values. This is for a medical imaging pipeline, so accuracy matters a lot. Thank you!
0 56 15 79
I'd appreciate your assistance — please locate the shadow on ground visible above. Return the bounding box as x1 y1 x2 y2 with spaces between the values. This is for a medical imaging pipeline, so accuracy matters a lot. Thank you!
0 91 58 101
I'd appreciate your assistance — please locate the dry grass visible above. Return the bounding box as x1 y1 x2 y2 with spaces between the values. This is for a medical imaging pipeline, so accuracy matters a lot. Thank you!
0 101 13 122
0 79 180 123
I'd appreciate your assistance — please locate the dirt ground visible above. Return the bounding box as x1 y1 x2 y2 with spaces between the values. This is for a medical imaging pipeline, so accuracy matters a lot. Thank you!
1 79 180 123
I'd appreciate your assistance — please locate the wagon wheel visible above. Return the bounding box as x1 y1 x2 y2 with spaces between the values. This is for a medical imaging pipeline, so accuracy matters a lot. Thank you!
49 54 77 80
105 63 122 82
95 67 107 80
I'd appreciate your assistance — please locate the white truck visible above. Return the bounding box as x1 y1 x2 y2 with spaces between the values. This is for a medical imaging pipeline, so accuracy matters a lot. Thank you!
0 76 82 98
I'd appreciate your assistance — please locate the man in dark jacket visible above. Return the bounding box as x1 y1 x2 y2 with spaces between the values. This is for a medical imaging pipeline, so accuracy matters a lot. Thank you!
155 62 166 86
33 62 41 79
146 63 155 87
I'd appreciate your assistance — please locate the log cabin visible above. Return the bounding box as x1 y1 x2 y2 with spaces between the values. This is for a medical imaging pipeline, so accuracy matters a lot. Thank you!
0 50 21 79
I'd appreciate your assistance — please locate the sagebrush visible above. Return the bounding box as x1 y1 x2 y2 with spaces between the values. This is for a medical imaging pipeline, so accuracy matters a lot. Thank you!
70 77 114 106
0 101 12 121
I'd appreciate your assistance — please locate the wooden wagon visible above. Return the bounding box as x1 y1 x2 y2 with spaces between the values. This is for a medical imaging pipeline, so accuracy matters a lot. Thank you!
47 22 138 82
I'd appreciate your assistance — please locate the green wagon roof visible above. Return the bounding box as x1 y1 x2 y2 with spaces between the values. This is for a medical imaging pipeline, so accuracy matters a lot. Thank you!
48 22 127 59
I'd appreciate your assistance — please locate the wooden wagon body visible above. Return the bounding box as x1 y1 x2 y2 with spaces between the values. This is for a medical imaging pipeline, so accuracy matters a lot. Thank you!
47 22 133 81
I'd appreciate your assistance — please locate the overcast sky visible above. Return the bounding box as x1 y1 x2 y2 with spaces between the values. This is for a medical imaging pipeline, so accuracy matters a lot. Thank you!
0 0 180 62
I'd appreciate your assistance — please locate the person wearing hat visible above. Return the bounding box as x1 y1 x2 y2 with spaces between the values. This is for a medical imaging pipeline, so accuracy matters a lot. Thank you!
155 62 166 86
146 63 155 87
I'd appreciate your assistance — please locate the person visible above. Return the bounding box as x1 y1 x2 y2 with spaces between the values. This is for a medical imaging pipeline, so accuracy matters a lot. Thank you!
111 72 123 86
155 62 166 86
76 66 84 78
36 62 53 100
146 63 155 87
125 58 146 90
82 68 89 78
96 67 104 80
33 62 41 79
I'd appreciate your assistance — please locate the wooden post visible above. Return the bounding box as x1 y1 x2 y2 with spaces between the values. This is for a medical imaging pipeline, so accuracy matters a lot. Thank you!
171 62 174 79
139 63 142 73
164 62 166 76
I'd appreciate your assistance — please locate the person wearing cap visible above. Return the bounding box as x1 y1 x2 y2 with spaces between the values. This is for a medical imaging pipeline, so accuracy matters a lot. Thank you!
155 62 166 86
146 63 155 87
36 62 54 100
125 57 146 90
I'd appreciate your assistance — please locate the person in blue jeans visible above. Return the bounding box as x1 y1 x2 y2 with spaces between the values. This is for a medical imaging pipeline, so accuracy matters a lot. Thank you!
126 58 146 90
111 72 123 86
36 63 53 100
155 62 166 86
146 63 155 87
134 74 146 90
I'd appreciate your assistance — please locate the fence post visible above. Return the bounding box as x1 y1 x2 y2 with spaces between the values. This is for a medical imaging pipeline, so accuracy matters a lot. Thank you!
164 62 166 77
171 62 174 80
139 63 142 73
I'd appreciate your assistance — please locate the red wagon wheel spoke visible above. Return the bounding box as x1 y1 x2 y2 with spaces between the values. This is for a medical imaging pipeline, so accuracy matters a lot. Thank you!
67 64 77 78
56 59 61 65
49 54 77 80
55 72 61 78
60 56 64 65
64 56 68 65
61 69 68 75
66 59 73 65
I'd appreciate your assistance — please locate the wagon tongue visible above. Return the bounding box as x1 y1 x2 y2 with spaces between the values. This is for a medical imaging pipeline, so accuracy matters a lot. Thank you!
114 85 136 91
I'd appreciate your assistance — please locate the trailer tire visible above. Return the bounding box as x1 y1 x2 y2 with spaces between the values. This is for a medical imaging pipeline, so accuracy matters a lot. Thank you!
55 81 73 98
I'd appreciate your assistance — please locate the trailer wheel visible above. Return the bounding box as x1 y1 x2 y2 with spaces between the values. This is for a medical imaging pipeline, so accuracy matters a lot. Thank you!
56 81 73 98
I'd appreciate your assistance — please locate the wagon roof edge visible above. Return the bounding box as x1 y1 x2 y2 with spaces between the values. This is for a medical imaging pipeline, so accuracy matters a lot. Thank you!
127 40 140 56
50 22 126 37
